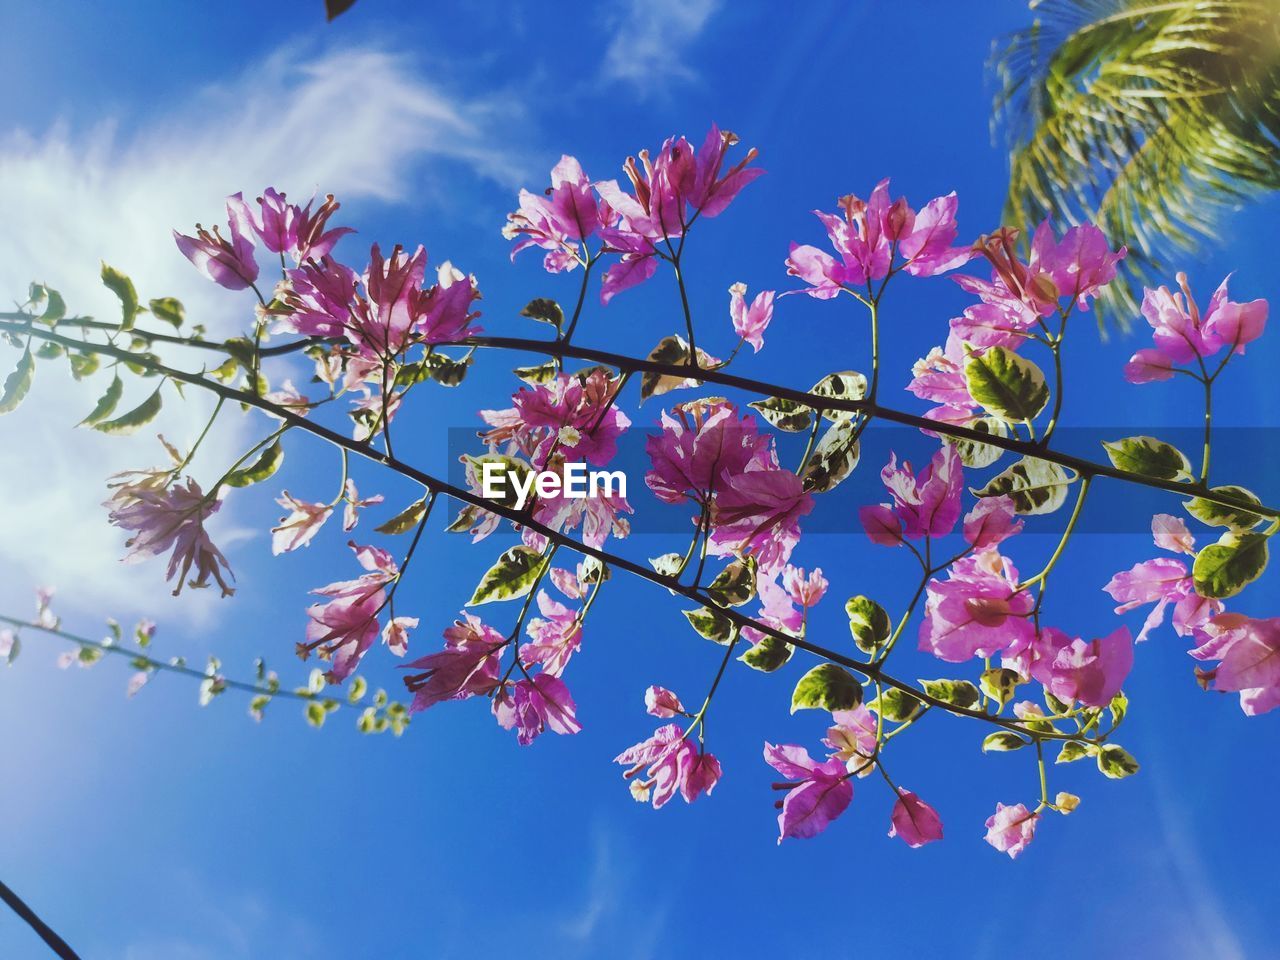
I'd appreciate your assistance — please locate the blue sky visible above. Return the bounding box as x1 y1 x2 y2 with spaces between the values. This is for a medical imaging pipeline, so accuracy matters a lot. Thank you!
0 1 1277 958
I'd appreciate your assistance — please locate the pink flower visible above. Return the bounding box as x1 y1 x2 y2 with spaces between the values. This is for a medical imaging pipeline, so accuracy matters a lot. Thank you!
271 492 333 555
824 705 878 775
710 467 814 574
521 591 583 677
353 243 427 356
494 674 583 746
107 477 235 597
783 566 828 609
1194 615 1280 716
1152 514 1195 555
888 789 944 848
615 724 719 807
341 479 383 532
859 503 904 546
303 542 399 682
908 335 977 420
645 399 772 506
382 616 416 657
174 194 260 290
512 370 631 467
504 155 603 272
645 685 686 718
919 548 1034 662
1032 223 1126 309
877 446 963 540
950 274 1040 348
984 802 1038 858
764 743 852 843
1123 348 1175 384
728 282 775 352
403 612 504 712
293 193 355 262
279 257 358 339
1139 272 1268 364
1104 515 1221 643
1023 626 1134 707
414 261 482 344
897 192 972 277
963 495 1022 548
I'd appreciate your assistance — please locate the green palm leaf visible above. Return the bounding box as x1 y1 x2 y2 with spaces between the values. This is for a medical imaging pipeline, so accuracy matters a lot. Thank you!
991 0 1280 327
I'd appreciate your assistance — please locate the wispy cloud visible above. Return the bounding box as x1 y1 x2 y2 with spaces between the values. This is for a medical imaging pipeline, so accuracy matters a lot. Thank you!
600 0 721 91
0 43 526 621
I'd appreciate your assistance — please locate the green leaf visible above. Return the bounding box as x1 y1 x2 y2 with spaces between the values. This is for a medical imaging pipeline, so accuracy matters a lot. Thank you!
375 497 429 535
465 454 533 510
740 635 794 672
1192 531 1269 599
1097 743 1140 779
973 456 1076 515
1184 485 1264 531
520 298 564 329
347 676 368 705
648 553 684 578
964 346 1049 423
148 297 185 328
78 374 124 427
1108 691 1129 726
705 556 757 608
1056 741 1094 764
982 731 1030 752
39 288 67 325
468 546 548 605
225 439 285 487
513 360 559 385
101 262 140 331
809 371 867 421
93 384 162 435
948 416 1008 469
846 596 890 654
919 678 981 710
867 688 923 722
0 348 35 415
305 700 327 728
682 606 736 644
790 663 863 714
980 667 1023 709
423 351 472 387
802 419 860 493
748 395 812 432
639 335 707 401
68 351 100 381
1102 435 1192 481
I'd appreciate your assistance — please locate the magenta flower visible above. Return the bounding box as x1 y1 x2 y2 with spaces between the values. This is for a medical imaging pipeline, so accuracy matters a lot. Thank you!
293 193 355 262
513 370 631 467
353 243 428 356
728 282 775 352
174 194 260 290
764 743 853 843
950 274 1040 349
403 612 504 713
107 477 234 597
521 591 583 677
271 491 333 554
896 192 972 277
823 706 878 775
710 467 814 574
615 724 720 808
341 479 383 532
646 399 772 506
1019 626 1134 707
302 541 399 682
1137 272 1268 365
962 495 1022 549
783 566 828 609
859 503 904 546
414 262 482 344
919 548 1034 662
871 445 963 540
644 685 686 718
1031 223 1126 309
908 335 978 423
888 789 944 848
505 155 603 272
1104 515 1221 643
381 616 416 657
1192 615 1280 716
245 187 297 254
984 802 1039 858
494 674 583 746
279 256 359 339
1123 348 1175 384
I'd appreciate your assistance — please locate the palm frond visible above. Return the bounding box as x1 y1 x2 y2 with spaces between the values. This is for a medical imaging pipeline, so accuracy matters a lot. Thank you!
991 0 1280 328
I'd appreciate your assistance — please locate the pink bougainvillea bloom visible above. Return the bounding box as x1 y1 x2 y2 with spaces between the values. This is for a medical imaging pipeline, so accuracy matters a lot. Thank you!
683 752 723 802
824 705 878 775
414 261 483 344
494 674 583 746
1105 514 1222 643
614 723 720 807
783 566 828 609
963 495 1022 549
245 187 297 255
1194 615 1280 716
645 399 771 506
728 282 775 352
521 591 583 677
1152 514 1195 555
293 193 354 262
1123 347 1175 384
984 802 1039 858
505 155 604 273
878 445 963 540
764 743 853 843
271 491 333 555
1032 223 1126 309
1029 626 1134 707
403 612 504 713
341 479 383 532
859 503 905 546
174 194 260 290
710 468 814 574
279 256 358 339
897 192 971 277
107 477 235 597
908 335 978 422
949 274 1040 349
382 616 417 657
888 789 944 848
645 685 686 718
512 370 631 467
919 548 1034 662
303 542 399 682
1140 272 1268 363
353 243 427 356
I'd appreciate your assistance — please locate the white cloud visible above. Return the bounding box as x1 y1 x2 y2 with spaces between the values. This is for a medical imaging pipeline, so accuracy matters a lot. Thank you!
0 43 526 622
601 0 720 90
